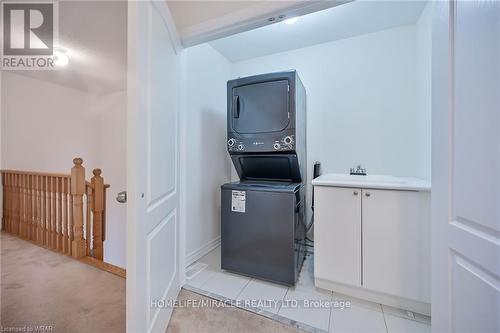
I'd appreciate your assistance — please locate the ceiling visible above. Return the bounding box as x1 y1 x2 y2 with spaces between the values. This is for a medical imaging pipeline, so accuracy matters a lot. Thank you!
168 1 261 30
7 1 127 95
209 0 428 62
167 0 348 46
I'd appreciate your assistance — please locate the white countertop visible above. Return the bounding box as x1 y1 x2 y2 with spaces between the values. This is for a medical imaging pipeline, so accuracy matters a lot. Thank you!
311 174 431 191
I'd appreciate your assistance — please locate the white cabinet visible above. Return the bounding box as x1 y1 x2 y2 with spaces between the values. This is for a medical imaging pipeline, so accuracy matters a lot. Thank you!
362 189 430 303
315 186 361 287
313 181 431 311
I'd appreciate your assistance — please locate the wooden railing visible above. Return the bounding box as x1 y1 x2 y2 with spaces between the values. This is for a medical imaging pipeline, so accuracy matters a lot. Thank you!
1 158 108 260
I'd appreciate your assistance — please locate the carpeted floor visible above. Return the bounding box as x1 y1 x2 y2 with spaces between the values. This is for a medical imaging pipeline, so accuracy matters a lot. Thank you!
0 232 125 333
167 290 304 333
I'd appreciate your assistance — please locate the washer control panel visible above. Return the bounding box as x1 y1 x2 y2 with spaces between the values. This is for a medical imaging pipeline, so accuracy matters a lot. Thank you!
227 138 246 151
227 138 245 151
273 135 294 151
228 135 295 153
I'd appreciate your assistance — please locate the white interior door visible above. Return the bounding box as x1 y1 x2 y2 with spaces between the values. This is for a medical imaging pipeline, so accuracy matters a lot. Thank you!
432 1 499 332
127 1 183 332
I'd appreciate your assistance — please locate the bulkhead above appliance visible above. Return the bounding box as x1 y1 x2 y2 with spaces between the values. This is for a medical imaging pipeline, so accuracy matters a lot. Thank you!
227 70 307 182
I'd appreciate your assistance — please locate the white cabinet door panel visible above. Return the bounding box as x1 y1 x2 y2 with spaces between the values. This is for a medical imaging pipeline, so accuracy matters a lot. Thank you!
314 186 361 287
362 189 429 301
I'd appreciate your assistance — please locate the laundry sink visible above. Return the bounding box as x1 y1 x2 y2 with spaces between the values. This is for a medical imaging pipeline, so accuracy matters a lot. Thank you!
311 174 431 191
324 174 408 185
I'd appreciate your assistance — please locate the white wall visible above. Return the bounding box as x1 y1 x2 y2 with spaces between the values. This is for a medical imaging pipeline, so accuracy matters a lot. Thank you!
92 90 127 267
415 3 433 181
1 73 99 174
181 44 232 264
1 72 127 268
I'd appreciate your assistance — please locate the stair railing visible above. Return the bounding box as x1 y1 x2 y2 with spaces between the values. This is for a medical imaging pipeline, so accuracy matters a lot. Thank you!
1 157 108 260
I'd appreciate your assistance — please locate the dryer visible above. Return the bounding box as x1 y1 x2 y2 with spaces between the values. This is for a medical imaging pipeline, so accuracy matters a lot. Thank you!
227 70 307 182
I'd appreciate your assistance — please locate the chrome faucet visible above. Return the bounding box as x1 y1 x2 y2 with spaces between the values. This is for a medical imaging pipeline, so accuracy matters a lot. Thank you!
350 164 367 176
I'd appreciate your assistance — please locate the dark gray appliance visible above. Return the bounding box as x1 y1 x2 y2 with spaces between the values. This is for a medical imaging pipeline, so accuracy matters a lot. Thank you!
227 70 307 182
221 71 307 286
221 182 305 285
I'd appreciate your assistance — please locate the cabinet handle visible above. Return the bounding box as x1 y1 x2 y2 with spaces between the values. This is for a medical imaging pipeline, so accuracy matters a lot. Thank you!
353 191 358 196
365 192 371 197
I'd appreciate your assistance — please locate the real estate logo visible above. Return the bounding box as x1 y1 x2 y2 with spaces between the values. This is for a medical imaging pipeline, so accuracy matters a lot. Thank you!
1 1 58 70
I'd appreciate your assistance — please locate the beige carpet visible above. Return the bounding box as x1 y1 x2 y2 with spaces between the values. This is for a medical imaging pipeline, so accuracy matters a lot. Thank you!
1 232 125 333
167 290 304 333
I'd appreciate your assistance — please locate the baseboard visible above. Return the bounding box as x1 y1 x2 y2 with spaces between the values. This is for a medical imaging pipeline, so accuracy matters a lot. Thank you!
185 236 221 267
315 278 431 316
80 256 126 278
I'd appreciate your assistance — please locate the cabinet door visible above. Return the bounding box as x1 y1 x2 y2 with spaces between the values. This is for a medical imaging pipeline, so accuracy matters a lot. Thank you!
314 186 361 287
362 189 429 301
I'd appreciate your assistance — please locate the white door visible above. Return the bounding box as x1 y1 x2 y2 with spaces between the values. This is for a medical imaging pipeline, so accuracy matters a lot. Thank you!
432 1 499 332
127 1 183 332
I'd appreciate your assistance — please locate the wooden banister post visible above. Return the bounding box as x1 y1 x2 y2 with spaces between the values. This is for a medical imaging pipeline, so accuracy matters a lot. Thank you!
91 168 104 260
71 157 86 258
1 173 6 231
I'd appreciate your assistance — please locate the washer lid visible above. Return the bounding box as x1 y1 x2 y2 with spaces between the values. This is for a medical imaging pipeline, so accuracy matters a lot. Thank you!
221 181 301 193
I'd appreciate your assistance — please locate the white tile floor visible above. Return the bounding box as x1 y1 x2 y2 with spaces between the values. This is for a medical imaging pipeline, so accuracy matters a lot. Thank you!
185 247 431 333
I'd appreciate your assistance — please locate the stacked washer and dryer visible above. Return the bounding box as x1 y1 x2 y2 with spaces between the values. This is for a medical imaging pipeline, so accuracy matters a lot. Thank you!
221 71 307 286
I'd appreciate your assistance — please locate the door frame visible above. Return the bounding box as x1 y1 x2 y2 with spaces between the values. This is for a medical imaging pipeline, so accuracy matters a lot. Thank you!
430 1 451 329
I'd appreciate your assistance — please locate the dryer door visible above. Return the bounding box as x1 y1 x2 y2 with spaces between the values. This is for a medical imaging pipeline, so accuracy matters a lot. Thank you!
231 79 290 134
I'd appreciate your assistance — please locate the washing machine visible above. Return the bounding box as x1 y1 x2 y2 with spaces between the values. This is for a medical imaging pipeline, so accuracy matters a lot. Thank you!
221 70 307 285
